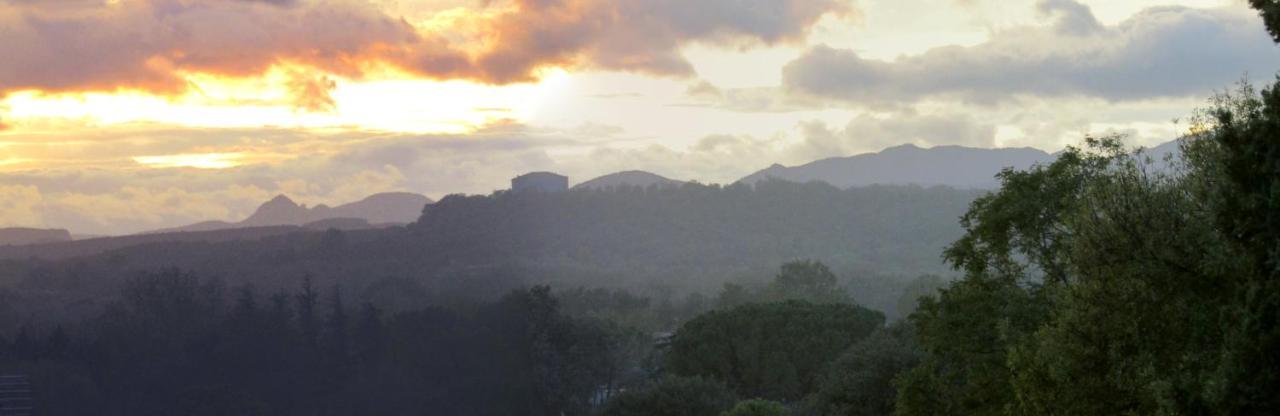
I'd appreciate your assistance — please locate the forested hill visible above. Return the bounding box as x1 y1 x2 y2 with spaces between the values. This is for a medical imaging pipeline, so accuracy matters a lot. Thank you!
0 180 979 327
411 180 977 279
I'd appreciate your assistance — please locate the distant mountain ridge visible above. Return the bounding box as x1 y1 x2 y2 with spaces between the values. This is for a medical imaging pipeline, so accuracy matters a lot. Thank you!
573 170 684 190
0 227 72 246
736 140 1182 189
737 144 1053 189
151 192 432 234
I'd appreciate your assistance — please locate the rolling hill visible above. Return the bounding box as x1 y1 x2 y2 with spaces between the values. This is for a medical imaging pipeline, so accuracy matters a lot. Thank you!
573 170 684 190
0 227 72 246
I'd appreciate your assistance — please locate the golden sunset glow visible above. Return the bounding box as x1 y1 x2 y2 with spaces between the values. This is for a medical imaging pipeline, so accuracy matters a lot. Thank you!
1 66 570 135
133 153 248 169
0 157 31 168
0 0 1264 237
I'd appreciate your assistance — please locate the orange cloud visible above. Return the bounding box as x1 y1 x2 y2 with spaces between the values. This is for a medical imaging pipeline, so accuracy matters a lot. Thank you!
0 0 443 97
285 70 338 113
0 0 849 101
464 0 853 82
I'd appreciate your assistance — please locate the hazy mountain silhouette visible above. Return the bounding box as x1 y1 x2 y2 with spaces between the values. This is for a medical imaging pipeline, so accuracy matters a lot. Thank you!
154 192 432 234
0 227 72 246
573 170 684 190
239 194 313 227
737 144 1054 189
323 192 435 224
1140 139 1184 170
737 141 1183 189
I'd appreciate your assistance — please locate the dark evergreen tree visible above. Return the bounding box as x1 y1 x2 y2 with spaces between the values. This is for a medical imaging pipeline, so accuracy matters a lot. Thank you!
295 276 319 349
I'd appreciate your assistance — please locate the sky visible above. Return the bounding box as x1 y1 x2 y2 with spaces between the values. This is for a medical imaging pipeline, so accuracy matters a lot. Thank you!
1 0 1277 235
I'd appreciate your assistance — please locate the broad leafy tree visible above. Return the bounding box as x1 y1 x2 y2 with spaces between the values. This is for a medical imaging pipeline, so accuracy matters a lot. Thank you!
805 323 919 416
599 376 737 416
665 301 883 401
723 399 790 416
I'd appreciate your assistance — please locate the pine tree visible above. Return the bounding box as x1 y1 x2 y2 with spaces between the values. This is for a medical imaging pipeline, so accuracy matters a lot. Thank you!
353 302 384 367
296 276 319 349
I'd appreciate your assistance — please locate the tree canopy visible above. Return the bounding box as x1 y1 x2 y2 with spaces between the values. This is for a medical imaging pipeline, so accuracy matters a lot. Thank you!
665 300 884 401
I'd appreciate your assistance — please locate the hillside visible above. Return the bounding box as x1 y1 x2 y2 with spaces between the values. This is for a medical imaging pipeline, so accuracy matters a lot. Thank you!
0 227 72 246
573 170 684 190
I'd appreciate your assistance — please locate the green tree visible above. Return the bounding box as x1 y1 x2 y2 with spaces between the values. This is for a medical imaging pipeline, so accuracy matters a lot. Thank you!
895 117 1278 415
352 302 384 367
322 285 351 377
295 276 319 349
599 376 737 416
718 261 852 309
893 275 946 320
895 140 1116 416
716 282 754 309
1200 4 1280 410
1002 137 1244 414
723 399 789 416
666 301 883 401
1251 0 1280 42
765 260 847 304
1192 76 1280 413
806 323 919 416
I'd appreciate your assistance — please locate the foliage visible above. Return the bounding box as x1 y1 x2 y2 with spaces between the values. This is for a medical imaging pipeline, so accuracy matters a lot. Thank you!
893 275 945 320
1250 0 1280 43
895 138 1117 416
897 73 1280 415
598 376 738 416
723 399 790 416
1191 78 1280 413
717 260 854 309
763 260 848 304
665 301 884 402
1 272 619 416
804 323 919 416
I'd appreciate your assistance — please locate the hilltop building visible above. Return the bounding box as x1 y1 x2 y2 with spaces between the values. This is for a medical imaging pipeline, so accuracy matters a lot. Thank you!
512 172 569 193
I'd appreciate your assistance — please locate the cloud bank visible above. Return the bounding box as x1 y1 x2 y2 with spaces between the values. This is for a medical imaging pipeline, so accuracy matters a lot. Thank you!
783 1 1280 105
0 0 849 103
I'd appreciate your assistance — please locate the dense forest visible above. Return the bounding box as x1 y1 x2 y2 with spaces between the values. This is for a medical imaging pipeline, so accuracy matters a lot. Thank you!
5 4 1280 415
0 260 896 415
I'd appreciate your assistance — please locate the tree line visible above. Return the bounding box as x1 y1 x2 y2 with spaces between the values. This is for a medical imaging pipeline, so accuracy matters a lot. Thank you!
1 271 633 416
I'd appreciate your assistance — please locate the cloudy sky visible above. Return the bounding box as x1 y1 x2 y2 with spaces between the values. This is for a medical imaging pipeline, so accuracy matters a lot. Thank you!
1 0 1277 235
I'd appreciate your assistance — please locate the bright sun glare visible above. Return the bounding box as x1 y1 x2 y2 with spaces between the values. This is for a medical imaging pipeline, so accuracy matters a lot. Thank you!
1 66 571 136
